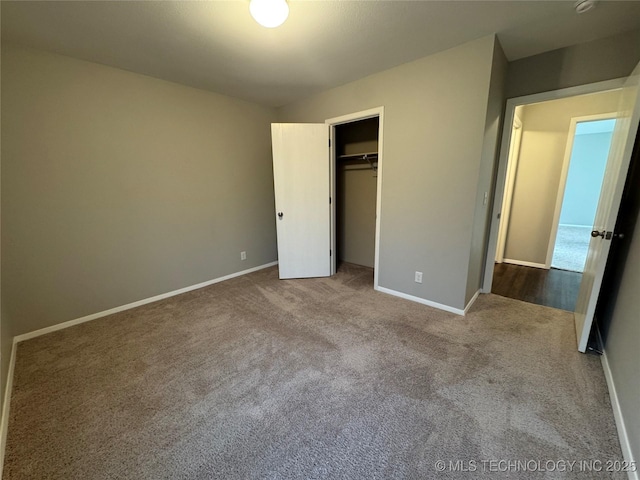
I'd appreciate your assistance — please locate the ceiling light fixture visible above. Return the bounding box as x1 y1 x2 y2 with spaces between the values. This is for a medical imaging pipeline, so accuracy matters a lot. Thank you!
249 0 289 28
574 0 597 14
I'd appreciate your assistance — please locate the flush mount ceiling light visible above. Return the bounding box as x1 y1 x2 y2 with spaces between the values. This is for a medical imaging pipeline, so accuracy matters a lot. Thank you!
249 0 289 28
575 0 597 14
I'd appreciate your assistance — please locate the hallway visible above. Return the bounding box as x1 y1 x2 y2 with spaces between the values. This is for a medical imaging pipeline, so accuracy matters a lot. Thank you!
492 263 582 311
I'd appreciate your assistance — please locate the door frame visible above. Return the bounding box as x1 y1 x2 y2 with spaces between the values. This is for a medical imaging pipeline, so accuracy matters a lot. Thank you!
326 106 385 288
482 78 625 293
495 112 523 263
545 112 618 269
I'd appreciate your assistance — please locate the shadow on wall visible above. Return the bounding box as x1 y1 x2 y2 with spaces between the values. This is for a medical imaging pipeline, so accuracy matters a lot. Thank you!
595 132 640 344
506 29 640 99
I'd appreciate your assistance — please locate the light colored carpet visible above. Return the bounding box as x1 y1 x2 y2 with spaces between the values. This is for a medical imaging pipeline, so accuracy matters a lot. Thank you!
552 225 592 273
5 264 623 479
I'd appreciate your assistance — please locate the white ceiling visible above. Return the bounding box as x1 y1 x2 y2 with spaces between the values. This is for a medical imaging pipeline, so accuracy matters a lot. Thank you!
2 1 640 107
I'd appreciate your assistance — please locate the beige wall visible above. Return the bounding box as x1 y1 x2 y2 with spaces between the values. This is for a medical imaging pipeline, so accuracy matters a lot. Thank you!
504 90 621 265
337 118 379 156
337 168 377 268
465 39 507 303
336 119 379 268
506 29 640 99
279 36 499 310
1 44 278 337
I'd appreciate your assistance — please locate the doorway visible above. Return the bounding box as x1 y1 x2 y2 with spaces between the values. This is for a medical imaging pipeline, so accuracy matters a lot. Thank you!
270 107 384 286
333 117 379 272
550 116 616 273
483 64 640 352
327 107 384 287
488 88 622 313
494 91 621 274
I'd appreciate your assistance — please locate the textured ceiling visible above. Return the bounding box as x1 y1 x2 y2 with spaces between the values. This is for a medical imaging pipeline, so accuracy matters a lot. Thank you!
2 1 640 107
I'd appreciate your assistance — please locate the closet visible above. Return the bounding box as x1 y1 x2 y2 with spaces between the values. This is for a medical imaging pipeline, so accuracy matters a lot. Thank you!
334 117 379 269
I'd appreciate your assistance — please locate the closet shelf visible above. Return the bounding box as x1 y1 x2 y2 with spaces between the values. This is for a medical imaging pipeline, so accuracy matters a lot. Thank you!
338 152 378 171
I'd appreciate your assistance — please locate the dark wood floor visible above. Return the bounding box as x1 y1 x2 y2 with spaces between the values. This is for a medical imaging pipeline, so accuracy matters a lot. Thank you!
492 263 582 311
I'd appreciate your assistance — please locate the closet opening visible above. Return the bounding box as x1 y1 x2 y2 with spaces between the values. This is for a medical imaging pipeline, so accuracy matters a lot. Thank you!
327 107 384 287
334 117 379 273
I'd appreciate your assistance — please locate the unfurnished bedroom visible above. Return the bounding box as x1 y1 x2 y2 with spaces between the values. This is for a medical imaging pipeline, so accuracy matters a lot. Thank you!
1 1 640 479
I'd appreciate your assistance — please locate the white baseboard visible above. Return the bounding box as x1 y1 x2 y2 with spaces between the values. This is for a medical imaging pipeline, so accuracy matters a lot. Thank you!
0 341 18 480
503 258 549 269
14 261 278 344
464 289 481 315
375 286 465 315
598 331 638 480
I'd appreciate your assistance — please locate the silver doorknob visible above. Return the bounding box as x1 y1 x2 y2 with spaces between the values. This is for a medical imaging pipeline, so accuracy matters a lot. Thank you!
591 230 605 238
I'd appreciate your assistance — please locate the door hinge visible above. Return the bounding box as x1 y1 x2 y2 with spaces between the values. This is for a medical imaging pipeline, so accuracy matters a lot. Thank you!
587 345 603 356
329 138 331 148
329 197 332 204
330 249 332 256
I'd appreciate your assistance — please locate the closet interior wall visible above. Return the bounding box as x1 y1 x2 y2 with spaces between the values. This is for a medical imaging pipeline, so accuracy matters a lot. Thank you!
335 117 379 268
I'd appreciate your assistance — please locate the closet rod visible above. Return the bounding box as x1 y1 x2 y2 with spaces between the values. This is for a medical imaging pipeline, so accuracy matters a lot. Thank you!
338 152 378 171
342 165 376 171
338 152 378 160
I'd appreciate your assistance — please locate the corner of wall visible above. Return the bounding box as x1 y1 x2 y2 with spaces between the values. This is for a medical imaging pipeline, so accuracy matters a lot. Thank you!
464 34 508 304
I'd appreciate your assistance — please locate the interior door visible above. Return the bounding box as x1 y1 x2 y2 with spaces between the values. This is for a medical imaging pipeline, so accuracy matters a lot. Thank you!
271 123 331 279
574 61 640 352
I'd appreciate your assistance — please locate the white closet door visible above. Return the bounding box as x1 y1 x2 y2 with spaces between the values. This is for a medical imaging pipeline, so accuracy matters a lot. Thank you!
574 60 640 352
271 123 331 279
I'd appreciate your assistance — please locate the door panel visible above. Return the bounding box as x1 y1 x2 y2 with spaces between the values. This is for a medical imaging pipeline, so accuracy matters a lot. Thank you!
271 123 330 279
575 62 640 352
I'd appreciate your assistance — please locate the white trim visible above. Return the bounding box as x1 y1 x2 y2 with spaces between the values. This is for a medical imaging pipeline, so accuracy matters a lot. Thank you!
495 112 523 263
0 341 17 479
484 103 516 281
482 78 626 294
545 112 618 269
329 125 337 276
375 286 465 316
598 331 638 480
502 258 548 269
375 111 385 290
13 261 278 343
325 107 382 126
464 290 481 315
326 106 385 289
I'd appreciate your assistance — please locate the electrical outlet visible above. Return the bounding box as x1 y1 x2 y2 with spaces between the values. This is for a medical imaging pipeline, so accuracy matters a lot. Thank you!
415 271 423 283
240 251 247 261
